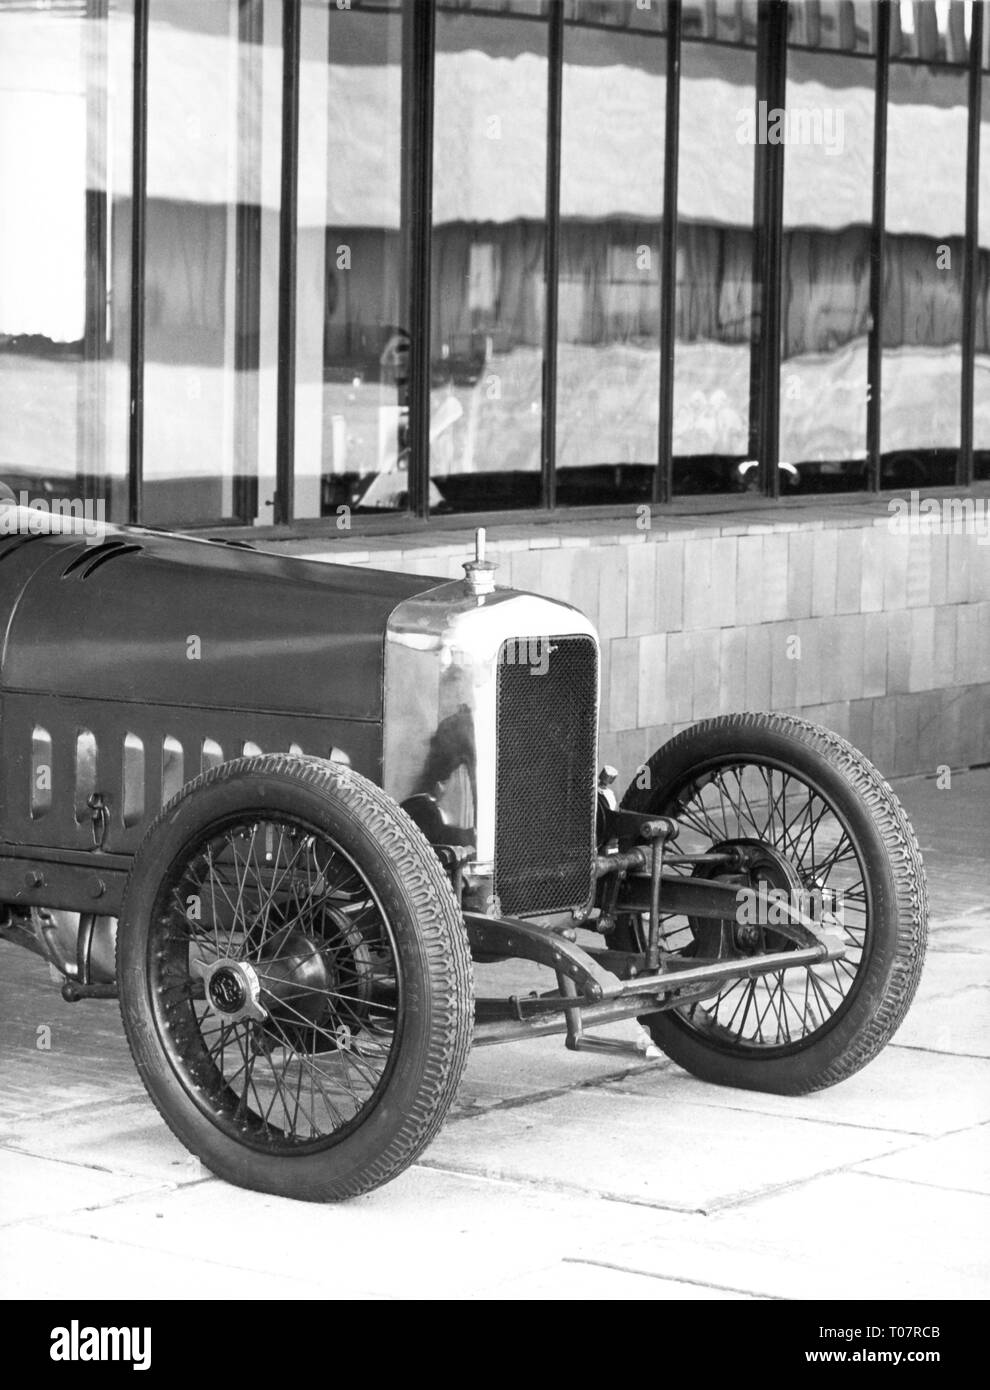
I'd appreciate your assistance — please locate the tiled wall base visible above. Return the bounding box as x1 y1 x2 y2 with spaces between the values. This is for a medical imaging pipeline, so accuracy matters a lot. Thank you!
275 505 990 783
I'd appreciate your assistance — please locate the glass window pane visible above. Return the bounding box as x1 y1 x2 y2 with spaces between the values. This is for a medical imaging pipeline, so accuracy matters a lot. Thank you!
891 0 970 65
563 0 666 29
555 1 666 506
0 0 132 520
672 40 756 495
143 0 281 527
682 0 758 46
788 1 877 55
295 0 407 519
976 67 990 477
430 1 548 513
779 47 874 493
881 61 968 487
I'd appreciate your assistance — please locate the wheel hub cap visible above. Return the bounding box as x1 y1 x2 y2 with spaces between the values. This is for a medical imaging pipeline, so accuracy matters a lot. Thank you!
202 959 266 1023
693 837 805 956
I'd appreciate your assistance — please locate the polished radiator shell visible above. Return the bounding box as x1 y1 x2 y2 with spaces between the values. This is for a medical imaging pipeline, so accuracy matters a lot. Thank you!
384 577 600 919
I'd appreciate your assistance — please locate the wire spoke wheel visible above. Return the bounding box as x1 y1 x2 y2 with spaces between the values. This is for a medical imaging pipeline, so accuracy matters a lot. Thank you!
621 715 927 1094
118 755 473 1200
156 816 400 1152
659 759 868 1053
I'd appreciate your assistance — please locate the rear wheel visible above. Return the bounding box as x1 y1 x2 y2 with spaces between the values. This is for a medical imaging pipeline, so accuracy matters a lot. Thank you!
118 755 473 1200
620 714 927 1094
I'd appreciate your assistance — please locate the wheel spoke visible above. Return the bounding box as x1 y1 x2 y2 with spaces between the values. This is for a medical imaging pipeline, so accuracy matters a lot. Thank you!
153 813 401 1150
661 755 872 1052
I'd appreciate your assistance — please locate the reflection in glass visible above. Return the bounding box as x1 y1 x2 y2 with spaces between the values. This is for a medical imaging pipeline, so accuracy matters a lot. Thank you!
778 48 874 492
429 2 548 512
881 62 968 487
0 2 132 518
890 0 970 64
554 1 665 505
296 0 407 517
142 0 281 526
788 0 876 54
563 0 666 30
682 0 758 46
976 71 990 477
672 41 756 495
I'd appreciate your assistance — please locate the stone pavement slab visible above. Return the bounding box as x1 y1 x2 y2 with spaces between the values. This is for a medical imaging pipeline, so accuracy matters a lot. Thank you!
893 772 989 923
31 1166 689 1301
0 1149 172 1230
0 770 986 1300
1 1097 203 1184
469 1260 757 1300
0 950 139 1123
2 1223 325 1300
453 1035 664 1115
603 1046 990 1136
891 990 990 1058
584 1172 990 1301
425 1087 904 1211
854 1124 990 1197
910 949 986 1000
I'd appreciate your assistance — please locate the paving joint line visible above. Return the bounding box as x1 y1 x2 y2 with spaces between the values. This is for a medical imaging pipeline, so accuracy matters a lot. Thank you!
416 1158 703 1213
561 1256 782 1300
449 1059 670 1124
890 1042 990 1061
850 1168 990 1201
594 1082 926 1135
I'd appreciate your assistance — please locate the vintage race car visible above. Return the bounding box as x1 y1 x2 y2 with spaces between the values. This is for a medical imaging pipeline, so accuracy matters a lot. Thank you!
0 501 927 1200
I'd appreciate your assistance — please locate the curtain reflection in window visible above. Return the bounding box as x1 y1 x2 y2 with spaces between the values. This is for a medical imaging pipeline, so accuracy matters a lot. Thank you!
297 0 406 517
672 39 756 495
778 48 874 491
0 1 132 517
891 0 970 64
682 0 758 46
788 0 876 54
143 0 281 525
429 1 548 513
554 0 665 506
881 60 968 487
976 53 990 477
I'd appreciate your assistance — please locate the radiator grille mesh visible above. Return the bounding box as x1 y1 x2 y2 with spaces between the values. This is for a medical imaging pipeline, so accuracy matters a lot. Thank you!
494 635 597 918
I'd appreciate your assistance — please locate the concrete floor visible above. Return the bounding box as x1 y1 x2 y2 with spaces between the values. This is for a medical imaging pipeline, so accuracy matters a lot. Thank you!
1 770 988 1300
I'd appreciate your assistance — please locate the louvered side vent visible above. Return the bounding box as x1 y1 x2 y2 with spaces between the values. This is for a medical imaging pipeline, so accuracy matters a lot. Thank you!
62 539 142 579
493 635 598 918
30 726 53 820
0 534 45 563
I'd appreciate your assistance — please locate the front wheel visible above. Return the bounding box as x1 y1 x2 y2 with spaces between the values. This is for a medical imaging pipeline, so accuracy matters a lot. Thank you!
621 714 927 1094
118 755 473 1201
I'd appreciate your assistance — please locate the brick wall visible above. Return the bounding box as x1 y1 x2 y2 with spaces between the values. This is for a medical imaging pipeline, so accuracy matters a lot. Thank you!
275 501 990 784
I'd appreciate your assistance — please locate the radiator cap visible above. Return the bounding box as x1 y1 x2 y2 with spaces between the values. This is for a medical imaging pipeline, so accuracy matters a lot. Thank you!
462 527 497 596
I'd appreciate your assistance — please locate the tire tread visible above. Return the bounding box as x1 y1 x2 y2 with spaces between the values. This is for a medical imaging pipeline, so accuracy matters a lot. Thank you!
118 754 473 1200
624 713 928 1093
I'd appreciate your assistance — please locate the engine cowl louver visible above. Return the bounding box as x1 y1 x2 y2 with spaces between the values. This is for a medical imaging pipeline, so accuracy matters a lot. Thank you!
0 534 45 562
62 540 143 580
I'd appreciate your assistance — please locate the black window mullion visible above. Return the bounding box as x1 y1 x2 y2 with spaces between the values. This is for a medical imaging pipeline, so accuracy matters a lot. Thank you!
274 0 301 527
959 0 984 489
541 0 563 512
751 0 787 500
127 0 148 525
234 0 263 526
81 0 108 505
866 0 890 493
403 0 435 520
655 0 681 509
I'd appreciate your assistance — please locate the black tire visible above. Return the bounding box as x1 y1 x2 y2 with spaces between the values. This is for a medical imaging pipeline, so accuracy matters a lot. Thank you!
621 714 927 1094
117 754 473 1201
